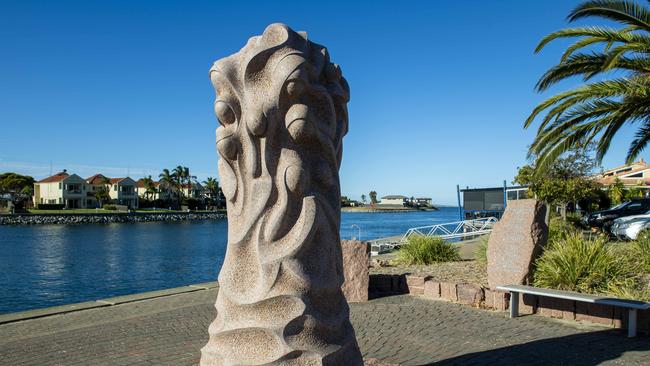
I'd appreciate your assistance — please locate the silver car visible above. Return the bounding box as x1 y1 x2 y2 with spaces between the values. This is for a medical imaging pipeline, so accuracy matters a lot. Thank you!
611 212 650 240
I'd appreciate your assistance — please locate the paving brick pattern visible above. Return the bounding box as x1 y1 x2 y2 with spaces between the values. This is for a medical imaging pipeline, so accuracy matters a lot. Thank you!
1 290 648 365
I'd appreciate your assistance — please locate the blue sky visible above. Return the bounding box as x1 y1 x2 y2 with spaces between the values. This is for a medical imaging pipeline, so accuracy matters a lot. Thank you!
0 0 642 205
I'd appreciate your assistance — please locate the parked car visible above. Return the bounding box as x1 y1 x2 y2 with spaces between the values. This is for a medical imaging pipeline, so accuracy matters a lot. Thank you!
583 199 650 230
611 212 650 240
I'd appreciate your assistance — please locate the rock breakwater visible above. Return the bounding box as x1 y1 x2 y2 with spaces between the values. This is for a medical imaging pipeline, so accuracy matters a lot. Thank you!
0 212 226 225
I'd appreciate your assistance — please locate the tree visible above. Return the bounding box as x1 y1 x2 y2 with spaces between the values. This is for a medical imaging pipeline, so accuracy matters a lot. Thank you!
203 177 222 208
142 175 158 201
172 166 185 198
514 145 602 220
159 168 180 204
369 191 378 204
0 173 35 209
94 177 111 207
524 0 650 174
360 194 367 204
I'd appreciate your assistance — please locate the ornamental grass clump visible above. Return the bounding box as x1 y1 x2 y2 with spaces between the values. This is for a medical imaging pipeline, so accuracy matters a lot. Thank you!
634 230 650 273
533 232 631 294
397 235 460 265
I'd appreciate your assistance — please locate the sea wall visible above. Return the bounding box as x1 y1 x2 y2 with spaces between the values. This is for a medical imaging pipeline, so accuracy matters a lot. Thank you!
0 212 226 225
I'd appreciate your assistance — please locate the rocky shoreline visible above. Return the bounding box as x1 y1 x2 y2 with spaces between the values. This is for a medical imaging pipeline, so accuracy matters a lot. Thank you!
0 212 226 225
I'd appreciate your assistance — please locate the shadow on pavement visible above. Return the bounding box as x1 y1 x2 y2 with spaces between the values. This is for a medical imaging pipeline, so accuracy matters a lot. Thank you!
424 329 650 365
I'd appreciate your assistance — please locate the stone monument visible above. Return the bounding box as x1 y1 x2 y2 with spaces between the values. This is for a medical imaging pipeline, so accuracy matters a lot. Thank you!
200 23 363 365
487 199 548 289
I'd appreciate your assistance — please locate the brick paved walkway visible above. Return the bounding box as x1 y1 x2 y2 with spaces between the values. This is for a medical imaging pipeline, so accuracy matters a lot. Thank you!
1 289 648 365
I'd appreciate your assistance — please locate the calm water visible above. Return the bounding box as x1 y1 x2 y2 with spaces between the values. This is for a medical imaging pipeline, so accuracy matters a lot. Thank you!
0 208 459 314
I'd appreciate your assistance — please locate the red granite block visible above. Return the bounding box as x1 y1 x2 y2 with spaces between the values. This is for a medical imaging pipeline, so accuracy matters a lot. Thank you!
423 281 440 299
538 297 574 319
484 289 509 311
456 284 484 306
575 302 614 326
519 293 537 315
440 282 458 302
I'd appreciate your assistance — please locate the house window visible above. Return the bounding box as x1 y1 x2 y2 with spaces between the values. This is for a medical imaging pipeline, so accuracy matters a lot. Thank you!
59 183 62 189
114 185 117 191
627 172 643 178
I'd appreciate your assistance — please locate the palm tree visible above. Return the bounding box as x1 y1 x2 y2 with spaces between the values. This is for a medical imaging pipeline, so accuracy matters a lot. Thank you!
525 0 650 174
142 175 158 201
203 177 222 208
183 166 196 198
172 166 184 195
159 168 179 204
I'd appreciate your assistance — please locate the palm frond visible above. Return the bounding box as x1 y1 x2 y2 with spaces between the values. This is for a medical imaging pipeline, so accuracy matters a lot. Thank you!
569 0 650 31
628 122 650 162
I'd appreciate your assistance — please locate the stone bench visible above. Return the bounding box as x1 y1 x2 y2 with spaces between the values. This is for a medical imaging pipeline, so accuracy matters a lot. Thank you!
497 284 650 337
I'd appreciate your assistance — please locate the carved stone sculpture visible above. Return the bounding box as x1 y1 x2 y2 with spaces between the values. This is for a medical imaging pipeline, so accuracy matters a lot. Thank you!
200 23 363 365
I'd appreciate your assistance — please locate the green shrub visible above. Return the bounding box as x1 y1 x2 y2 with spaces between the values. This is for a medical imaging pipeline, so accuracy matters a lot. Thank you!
475 234 489 264
103 204 117 211
533 233 632 294
548 216 580 243
634 231 650 272
397 235 460 265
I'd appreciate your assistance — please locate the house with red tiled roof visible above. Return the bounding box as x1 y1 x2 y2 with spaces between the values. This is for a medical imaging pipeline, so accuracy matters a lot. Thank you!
181 182 206 201
135 179 172 201
594 159 650 192
106 177 138 208
33 170 90 208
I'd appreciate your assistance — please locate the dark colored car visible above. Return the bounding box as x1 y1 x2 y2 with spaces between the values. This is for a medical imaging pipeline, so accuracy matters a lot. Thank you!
584 199 650 230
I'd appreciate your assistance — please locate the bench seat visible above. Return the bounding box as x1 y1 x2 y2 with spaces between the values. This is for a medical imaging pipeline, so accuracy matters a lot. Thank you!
496 284 650 337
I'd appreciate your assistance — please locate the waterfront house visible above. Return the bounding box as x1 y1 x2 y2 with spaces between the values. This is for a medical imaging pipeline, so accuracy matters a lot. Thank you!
181 182 206 201
594 160 650 193
34 170 90 209
379 195 408 207
85 173 111 208
108 177 138 208
136 180 173 201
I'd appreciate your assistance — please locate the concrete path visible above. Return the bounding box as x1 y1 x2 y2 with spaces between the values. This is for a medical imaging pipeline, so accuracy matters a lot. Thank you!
1 289 648 365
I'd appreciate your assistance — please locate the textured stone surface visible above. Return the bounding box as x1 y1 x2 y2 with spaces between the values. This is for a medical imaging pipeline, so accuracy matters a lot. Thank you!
342 240 370 302
3 290 650 366
483 289 509 311
538 297 575 320
519 293 538 315
487 199 548 289
423 280 441 299
440 282 458 302
456 283 484 306
404 275 428 295
575 302 614 326
201 23 362 365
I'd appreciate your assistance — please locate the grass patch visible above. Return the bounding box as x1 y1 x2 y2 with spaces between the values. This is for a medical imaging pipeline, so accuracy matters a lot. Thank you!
397 235 460 265
474 234 489 264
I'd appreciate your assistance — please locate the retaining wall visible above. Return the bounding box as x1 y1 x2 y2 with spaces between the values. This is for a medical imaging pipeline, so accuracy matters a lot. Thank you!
369 274 650 334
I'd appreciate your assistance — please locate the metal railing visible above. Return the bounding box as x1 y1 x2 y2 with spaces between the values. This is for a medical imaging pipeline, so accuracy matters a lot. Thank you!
400 217 498 243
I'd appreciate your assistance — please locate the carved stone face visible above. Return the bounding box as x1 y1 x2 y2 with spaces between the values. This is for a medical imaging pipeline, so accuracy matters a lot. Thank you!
209 23 350 243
